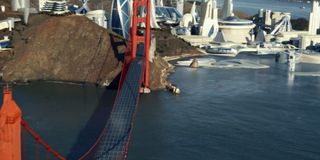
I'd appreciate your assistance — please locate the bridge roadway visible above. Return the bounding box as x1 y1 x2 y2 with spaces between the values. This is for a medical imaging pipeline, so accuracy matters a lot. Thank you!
82 56 145 160
94 57 144 159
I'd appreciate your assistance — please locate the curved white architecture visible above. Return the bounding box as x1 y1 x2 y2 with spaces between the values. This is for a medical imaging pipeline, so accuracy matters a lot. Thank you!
156 0 163 6
23 0 30 24
151 0 161 29
270 14 292 35
176 0 184 15
199 0 219 38
76 0 90 14
110 0 131 40
11 0 26 11
309 1 320 35
190 2 197 24
222 0 234 19
86 10 108 29
219 16 255 43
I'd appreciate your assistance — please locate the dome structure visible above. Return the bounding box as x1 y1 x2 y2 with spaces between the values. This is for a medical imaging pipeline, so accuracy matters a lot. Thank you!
218 16 255 43
220 16 254 25
224 16 240 22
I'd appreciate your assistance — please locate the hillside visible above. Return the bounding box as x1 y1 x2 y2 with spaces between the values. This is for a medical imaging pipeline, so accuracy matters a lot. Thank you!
2 15 123 87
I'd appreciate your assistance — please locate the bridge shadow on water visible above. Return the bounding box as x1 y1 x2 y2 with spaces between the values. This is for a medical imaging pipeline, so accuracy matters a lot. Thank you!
67 34 129 159
66 86 117 159
67 69 123 159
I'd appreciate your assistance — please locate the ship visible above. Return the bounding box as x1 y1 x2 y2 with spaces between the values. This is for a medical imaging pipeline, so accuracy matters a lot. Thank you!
205 47 238 55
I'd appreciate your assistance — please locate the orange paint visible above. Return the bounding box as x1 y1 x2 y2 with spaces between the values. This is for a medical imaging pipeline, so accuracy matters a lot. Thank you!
0 86 22 160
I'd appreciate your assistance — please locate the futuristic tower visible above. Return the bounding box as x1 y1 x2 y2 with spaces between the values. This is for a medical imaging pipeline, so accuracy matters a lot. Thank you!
309 0 320 35
222 0 234 19
199 0 219 38
110 0 131 40
176 0 184 15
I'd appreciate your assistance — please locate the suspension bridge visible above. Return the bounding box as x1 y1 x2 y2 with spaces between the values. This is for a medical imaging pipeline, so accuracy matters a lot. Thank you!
0 0 151 159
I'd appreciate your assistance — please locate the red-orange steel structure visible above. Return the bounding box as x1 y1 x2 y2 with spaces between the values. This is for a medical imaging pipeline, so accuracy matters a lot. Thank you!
0 0 152 159
130 0 151 88
0 86 22 160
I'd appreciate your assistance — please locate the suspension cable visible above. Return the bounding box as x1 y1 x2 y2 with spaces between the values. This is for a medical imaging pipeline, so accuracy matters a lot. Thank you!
21 119 66 160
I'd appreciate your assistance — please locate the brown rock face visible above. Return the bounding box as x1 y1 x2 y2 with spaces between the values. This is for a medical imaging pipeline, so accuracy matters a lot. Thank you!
2 15 124 85
149 56 174 90
155 29 201 57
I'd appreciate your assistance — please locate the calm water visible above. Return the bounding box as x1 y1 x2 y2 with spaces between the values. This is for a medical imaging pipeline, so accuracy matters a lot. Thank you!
2 53 320 160
1 83 115 159
129 54 320 160
216 0 311 18
0 1 318 159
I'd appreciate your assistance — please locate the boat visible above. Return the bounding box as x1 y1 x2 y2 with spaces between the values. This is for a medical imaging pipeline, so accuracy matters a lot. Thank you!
205 47 238 54
211 59 269 69
256 50 278 55
176 58 216 67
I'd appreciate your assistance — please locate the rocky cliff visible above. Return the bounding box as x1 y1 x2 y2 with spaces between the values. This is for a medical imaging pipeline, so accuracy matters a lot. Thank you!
0 0 202 90
2 15 124 87
0 14 190 90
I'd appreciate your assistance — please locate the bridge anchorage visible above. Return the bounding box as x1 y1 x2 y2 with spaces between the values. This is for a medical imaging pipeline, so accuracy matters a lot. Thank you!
0 0 152 159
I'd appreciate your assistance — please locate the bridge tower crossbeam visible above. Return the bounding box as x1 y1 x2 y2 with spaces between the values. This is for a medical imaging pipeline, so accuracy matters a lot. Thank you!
130 0 151 89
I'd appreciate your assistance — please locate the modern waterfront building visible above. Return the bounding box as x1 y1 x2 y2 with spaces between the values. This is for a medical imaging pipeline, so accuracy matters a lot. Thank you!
176 0 184 15
11 0 25 11
0 18 16 31
295 0 320 49
155 6 183 25
221 0 234 19
217 0 255 43
110 0 131 40
86 10 108 29
199 0 219 38
309 0 320 35
40 0 69 15
219 17 255 43
76 0 90 14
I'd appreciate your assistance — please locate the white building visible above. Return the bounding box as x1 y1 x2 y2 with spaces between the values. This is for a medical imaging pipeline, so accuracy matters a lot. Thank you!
176 0 184 15
11 0 25 11
221 0 234 19
40 0 69 15
219 17 255 43
219 0 255 43
199 0 219 38
309 0 320 35
86 10 108 29
0 18 16 31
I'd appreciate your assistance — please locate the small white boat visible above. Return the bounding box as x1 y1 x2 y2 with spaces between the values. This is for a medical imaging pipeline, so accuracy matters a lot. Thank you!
176 58 216 67
206 47 238 55
211 59 269 69
256 50 278 55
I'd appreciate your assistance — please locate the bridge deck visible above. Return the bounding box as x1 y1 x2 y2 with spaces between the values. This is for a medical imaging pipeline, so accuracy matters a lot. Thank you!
91 57 144 160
